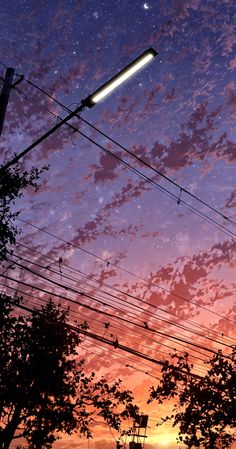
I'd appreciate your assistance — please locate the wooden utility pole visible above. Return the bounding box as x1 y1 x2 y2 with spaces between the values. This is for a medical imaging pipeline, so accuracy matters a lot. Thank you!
0 67 14 137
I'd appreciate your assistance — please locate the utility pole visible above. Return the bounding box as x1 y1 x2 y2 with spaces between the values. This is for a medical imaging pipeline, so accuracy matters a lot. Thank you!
0 67 14 138
0 47 157 171
1 100 88 171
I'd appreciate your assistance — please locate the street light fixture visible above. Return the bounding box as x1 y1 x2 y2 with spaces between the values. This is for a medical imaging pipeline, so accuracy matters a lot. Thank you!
2 48 158 170
83 47 158 108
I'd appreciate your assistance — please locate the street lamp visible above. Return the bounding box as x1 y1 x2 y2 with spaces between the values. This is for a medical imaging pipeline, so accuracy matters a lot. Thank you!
83 47 158 107
2 48 158 170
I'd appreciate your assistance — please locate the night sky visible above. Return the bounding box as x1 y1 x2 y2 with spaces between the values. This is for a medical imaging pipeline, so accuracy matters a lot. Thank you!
0 1 236 448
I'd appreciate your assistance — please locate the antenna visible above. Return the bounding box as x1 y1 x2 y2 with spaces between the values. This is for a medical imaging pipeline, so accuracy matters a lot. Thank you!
128 414 149 449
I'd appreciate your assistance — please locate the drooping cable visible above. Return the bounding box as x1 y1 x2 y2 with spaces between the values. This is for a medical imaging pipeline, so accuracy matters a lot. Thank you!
1 264 232 359
16 241 236 345
25 78 236 226
12 248 235 350
3 77 236 241
16 218 236 325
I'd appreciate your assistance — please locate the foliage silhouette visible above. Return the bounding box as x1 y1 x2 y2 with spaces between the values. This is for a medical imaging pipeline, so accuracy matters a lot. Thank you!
0 163 47 262
0 295 138 449
149 349 236 449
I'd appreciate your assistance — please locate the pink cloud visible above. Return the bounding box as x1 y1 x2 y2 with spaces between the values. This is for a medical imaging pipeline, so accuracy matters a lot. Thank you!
229 56 236 70
225 190 236 209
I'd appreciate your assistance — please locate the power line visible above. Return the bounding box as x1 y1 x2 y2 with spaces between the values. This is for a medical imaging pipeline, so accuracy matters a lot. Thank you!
19 78 236 233
16 241 235 345
0 276 211 380
4 257 232 373
78 342 162 381
4 290 236 388
2 76 236 241
0 280 183 379
5 282 180 370
0 291 207 381
0 71 235 354
6 248 232 371
25 78 236 227
12 248 235 350
0 264 230 375
1 264 232 359
4 255 217 367
10 294 163 381
31 303 209 373
0 88 87 171
16 218 236 325
80 116 236 226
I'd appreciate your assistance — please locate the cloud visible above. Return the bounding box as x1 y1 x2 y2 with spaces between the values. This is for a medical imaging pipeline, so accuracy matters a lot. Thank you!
229 55 236 70
225 190 236 209
94 439 115 449
149 102 236 174
223 81 236 118
93 151 120 182
131 239 236 325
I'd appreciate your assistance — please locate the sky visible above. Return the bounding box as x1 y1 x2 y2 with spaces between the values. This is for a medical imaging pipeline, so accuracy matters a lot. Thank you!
0 0 236 448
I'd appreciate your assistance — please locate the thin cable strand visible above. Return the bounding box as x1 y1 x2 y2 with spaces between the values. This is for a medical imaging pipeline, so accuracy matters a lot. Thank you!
16 218 236 325
15 241 235 345
12 249 235 349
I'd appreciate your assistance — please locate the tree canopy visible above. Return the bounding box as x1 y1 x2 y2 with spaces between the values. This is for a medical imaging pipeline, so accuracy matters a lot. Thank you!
0 164 47 262
149 349 236 449
0 295 138 449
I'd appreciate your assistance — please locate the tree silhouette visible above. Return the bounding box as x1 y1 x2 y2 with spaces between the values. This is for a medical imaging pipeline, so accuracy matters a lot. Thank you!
149 349 236 449
0 164 47 262
0 295 138 449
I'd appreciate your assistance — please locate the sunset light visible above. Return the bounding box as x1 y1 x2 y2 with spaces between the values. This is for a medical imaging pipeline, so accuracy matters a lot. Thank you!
0 2 235 449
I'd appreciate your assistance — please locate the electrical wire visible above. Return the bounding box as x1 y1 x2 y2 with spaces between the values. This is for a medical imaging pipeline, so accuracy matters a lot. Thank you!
1 262 211 372
16 241 236 345
11 248 235 350
2 76 236 241
0 287 213 381
0 281 168 380
21 79 236 234
2 290 235 391
1 265 232 360
8 283 165 379
16 218 236 325
1 290 204 380
2 257 231 375
26 78 236 227
0 69 235 364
